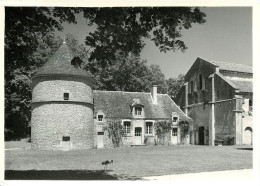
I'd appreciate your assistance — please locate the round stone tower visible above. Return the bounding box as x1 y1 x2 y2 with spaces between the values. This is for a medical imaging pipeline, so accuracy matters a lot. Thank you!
31 41 94 150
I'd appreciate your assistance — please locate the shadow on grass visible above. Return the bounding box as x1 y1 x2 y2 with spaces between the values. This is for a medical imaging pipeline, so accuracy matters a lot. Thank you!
236 147 253 151
5 170 142 180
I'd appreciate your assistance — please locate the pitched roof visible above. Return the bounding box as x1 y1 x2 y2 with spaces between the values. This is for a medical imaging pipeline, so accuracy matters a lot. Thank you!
207 60 252 74
228 78 253 93
33 42 91 78
93 90 191 122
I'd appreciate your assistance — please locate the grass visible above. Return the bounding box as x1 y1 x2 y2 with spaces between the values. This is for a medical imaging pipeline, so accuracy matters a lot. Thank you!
5 143 253 180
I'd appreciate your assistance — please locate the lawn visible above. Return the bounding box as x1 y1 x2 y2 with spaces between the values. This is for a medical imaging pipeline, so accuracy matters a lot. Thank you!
5 143 253 180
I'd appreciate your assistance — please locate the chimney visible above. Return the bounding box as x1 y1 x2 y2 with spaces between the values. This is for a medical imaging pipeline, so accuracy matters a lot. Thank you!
151 85 158 104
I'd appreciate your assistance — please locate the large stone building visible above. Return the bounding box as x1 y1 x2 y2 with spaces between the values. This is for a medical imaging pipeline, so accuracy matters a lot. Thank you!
31 42 191 150
176 57 253 146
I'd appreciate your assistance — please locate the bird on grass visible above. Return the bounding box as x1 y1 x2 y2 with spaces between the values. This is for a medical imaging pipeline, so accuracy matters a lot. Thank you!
102 160 113 171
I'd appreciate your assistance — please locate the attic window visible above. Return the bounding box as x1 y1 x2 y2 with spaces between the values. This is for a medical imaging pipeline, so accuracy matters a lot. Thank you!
98 115 104 122
64 93 69 100
135 107 142 115
190 81 194 93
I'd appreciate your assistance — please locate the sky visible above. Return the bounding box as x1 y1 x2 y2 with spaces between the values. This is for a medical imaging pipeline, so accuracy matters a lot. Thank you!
56 7 252 79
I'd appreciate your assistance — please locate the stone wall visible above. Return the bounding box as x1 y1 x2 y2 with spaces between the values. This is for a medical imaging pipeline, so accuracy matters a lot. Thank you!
188 104 211 145
214 100 236 145
31 75 94 150
32 76 93 103
31 103 94 150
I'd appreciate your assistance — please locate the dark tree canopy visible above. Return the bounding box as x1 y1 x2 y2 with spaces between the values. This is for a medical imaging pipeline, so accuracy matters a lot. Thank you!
83 7 206 66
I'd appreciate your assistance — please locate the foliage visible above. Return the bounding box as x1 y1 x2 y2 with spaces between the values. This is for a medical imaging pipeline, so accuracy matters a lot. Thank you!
83 7 206 67
154 120 172 145
166 74 185 100
87 51 168 93
179 121 190 143
103 120 125 148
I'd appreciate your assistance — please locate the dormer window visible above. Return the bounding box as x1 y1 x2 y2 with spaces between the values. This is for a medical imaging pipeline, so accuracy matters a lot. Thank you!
135 107 142 115
98 115 103 122
64 93 69 100
171 112 179 126
172 116 179 123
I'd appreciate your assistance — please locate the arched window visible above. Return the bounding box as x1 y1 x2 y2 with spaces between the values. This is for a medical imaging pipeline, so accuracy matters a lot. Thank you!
245 127 252 132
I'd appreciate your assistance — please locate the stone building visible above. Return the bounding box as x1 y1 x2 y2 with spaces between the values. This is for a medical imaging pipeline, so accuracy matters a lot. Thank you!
176 57 253 146
31 42 191 150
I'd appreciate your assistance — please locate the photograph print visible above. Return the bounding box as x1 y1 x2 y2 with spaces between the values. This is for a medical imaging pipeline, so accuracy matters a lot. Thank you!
3 5 253 181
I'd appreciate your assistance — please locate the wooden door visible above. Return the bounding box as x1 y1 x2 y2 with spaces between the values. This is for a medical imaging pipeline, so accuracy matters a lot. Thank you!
134 127 142 145
199 127 205 145
171 128 178 144
97 132 104 148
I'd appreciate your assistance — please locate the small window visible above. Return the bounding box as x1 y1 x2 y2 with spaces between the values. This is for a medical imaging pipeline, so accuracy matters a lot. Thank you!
135 107 142 115
64 93 69 100
217 91 220 99
123 121 131 135
97 132 104 135
62 136 70 141
145 122 153 134
172 128 177 136
190 81 194 93
98 115 103 122
199 75 203 90
172 116 179 123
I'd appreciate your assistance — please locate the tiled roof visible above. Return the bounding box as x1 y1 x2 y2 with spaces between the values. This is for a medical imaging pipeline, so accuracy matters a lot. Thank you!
229 79 253 93
216 72 253 93
93 90 191 122
208 60 252 73
33 42 91 78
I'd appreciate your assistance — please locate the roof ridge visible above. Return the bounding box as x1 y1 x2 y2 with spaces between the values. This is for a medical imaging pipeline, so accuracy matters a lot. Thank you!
198 57 252 68
93 90 151 94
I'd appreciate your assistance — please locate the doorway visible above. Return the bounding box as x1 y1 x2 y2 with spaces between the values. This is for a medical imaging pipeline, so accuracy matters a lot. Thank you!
199 127 205 145
243 127 253 145
62 136 71 151
97 132 104 148
171 127 178 144
134 127 142 145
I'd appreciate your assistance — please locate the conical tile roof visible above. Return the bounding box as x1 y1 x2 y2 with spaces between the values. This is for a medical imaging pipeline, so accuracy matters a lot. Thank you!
33 42 91 78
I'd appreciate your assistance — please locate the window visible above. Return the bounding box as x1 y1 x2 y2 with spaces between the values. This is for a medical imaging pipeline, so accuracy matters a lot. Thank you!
199 75 203 90
98 115 103 122
123 121 131 135
216 91 220 99
145 122 153 134
135 107 142 115
190 81 194 93
62 136 70 141
172 116 179 123
172 128 177 136
64 93 69 100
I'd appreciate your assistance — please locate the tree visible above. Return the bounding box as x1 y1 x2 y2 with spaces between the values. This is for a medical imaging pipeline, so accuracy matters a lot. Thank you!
83 7 206 66
148 64 168 94
166 74 185 100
